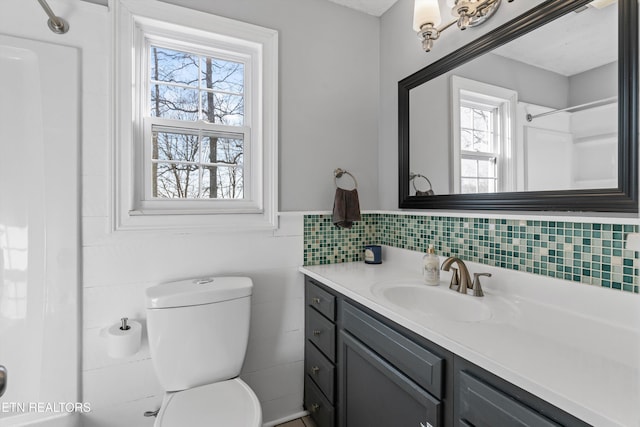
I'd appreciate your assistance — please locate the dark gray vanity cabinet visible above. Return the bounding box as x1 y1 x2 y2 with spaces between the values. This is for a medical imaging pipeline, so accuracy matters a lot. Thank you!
303 275 454 427
304 277 338 427
303 275 590 427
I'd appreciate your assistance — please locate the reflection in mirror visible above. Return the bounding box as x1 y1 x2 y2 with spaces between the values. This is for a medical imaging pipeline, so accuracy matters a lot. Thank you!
409 172 435 195
408 2 618 196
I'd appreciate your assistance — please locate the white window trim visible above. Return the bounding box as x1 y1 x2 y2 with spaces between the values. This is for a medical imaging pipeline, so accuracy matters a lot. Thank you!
451 76 517 194
112 0 278 232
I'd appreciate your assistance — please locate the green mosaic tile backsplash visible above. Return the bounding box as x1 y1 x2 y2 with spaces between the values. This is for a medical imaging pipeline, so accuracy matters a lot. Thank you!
303 214 639 293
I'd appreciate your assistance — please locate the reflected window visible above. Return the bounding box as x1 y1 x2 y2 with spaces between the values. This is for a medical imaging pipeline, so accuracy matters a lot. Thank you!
451 76 517 194
460 103 498 193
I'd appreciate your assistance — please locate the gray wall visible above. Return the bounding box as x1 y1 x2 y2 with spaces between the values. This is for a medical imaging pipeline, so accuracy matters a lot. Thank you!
569 61 617 106
163 0 380 212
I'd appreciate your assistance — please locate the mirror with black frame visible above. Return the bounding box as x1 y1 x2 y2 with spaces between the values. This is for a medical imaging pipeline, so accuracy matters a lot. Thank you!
398 0 638 212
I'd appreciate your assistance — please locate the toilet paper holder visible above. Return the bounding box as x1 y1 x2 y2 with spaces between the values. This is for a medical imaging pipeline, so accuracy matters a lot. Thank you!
120 317 131 331
106 316 142 359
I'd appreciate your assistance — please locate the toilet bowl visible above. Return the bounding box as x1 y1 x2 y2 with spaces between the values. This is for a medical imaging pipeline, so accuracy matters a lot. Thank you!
145 276 262 427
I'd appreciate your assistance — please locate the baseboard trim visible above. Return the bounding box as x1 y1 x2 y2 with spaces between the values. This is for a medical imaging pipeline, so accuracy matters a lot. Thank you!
263 410 310 427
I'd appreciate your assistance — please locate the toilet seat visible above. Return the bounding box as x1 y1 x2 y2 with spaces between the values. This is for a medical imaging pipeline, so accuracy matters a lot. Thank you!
155 378 262 427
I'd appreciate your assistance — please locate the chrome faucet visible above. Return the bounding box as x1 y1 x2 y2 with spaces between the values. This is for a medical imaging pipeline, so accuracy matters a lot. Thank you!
441 257 491 297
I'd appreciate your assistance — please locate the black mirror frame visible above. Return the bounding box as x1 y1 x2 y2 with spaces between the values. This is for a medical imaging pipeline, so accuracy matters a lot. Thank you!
399 0 638 213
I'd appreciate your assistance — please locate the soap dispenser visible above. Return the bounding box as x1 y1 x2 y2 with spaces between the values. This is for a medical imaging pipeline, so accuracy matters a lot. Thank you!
422 244 440 285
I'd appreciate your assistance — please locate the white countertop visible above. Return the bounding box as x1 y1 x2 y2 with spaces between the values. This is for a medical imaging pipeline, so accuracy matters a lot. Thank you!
299 246 640 427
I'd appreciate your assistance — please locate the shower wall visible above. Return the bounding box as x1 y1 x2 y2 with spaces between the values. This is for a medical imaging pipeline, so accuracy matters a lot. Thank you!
0 31 79 427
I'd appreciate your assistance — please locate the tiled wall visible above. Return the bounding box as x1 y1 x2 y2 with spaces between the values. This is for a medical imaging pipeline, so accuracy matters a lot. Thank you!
304 214 639 293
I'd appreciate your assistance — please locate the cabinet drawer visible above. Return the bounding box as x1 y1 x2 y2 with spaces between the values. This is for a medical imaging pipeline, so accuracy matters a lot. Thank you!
458 371 560 427
342 301 444 399
306 305 336 361
305 341 335 402
305 375 335 427
305 277 336 320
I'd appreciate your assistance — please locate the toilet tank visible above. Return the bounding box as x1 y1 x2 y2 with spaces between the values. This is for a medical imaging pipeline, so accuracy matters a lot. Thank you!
145 276 253 392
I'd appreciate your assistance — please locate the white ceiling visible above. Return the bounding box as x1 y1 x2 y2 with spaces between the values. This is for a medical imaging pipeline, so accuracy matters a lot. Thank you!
488 3 618 77
326 0 399 16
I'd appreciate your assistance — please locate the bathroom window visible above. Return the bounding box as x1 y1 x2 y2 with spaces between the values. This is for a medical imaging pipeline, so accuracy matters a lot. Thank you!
451 76 517 194
459 102 499 193
114 0 278 231
147 46 247 201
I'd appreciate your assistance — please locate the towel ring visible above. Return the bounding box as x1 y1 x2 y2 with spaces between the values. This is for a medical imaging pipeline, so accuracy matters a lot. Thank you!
410 173 434 196
334 168 358 190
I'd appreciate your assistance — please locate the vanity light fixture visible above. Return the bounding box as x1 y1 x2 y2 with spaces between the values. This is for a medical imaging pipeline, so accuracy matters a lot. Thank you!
414 0 514 52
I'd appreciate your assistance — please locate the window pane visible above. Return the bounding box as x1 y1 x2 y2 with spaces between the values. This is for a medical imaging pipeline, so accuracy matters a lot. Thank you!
153 130 200 162
478 178 496 193
149 46 246 126
203 166 244 199
203 92 244 125
150 126 247 200
150 46 199 86
201 135 244 166
200 135 244 199
461 106 473 128
151 85 199 120
461 178 477 194
473 108 491 132
477 158 496 178
154 162 200 199
201 57 244 94
461 158 477 177
461 129 474 151
471 130 490 152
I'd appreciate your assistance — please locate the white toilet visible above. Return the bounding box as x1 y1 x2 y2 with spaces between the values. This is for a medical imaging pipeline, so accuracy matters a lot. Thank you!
145 276 262 427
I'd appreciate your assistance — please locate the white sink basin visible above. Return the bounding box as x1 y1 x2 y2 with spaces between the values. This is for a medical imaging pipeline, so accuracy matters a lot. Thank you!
372 282 492 322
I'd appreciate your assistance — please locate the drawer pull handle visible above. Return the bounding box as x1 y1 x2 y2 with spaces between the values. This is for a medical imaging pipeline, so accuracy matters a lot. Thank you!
311 366 320 375
313 329 322 336
310 403 320 413
312 297 321 304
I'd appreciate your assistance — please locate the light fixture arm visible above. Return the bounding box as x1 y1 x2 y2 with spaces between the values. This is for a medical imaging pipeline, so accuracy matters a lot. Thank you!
417 18 457 52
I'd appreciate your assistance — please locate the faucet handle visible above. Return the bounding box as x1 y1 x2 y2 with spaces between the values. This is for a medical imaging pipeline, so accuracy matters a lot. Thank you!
448 267 460 291
471 273 491 297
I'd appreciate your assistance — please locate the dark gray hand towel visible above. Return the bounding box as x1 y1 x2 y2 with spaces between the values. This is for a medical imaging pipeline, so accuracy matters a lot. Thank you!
332 188 361 229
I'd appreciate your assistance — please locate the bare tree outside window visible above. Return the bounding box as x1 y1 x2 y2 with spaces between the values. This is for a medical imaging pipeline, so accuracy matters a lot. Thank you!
150 46 245 199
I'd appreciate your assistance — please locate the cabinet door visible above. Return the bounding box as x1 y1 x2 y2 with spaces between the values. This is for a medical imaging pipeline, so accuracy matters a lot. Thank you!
457 371 560 427
342 301 444 399
340 331 441 427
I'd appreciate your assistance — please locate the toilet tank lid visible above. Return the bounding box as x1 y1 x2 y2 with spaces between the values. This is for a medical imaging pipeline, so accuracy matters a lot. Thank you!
146 276 253 309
